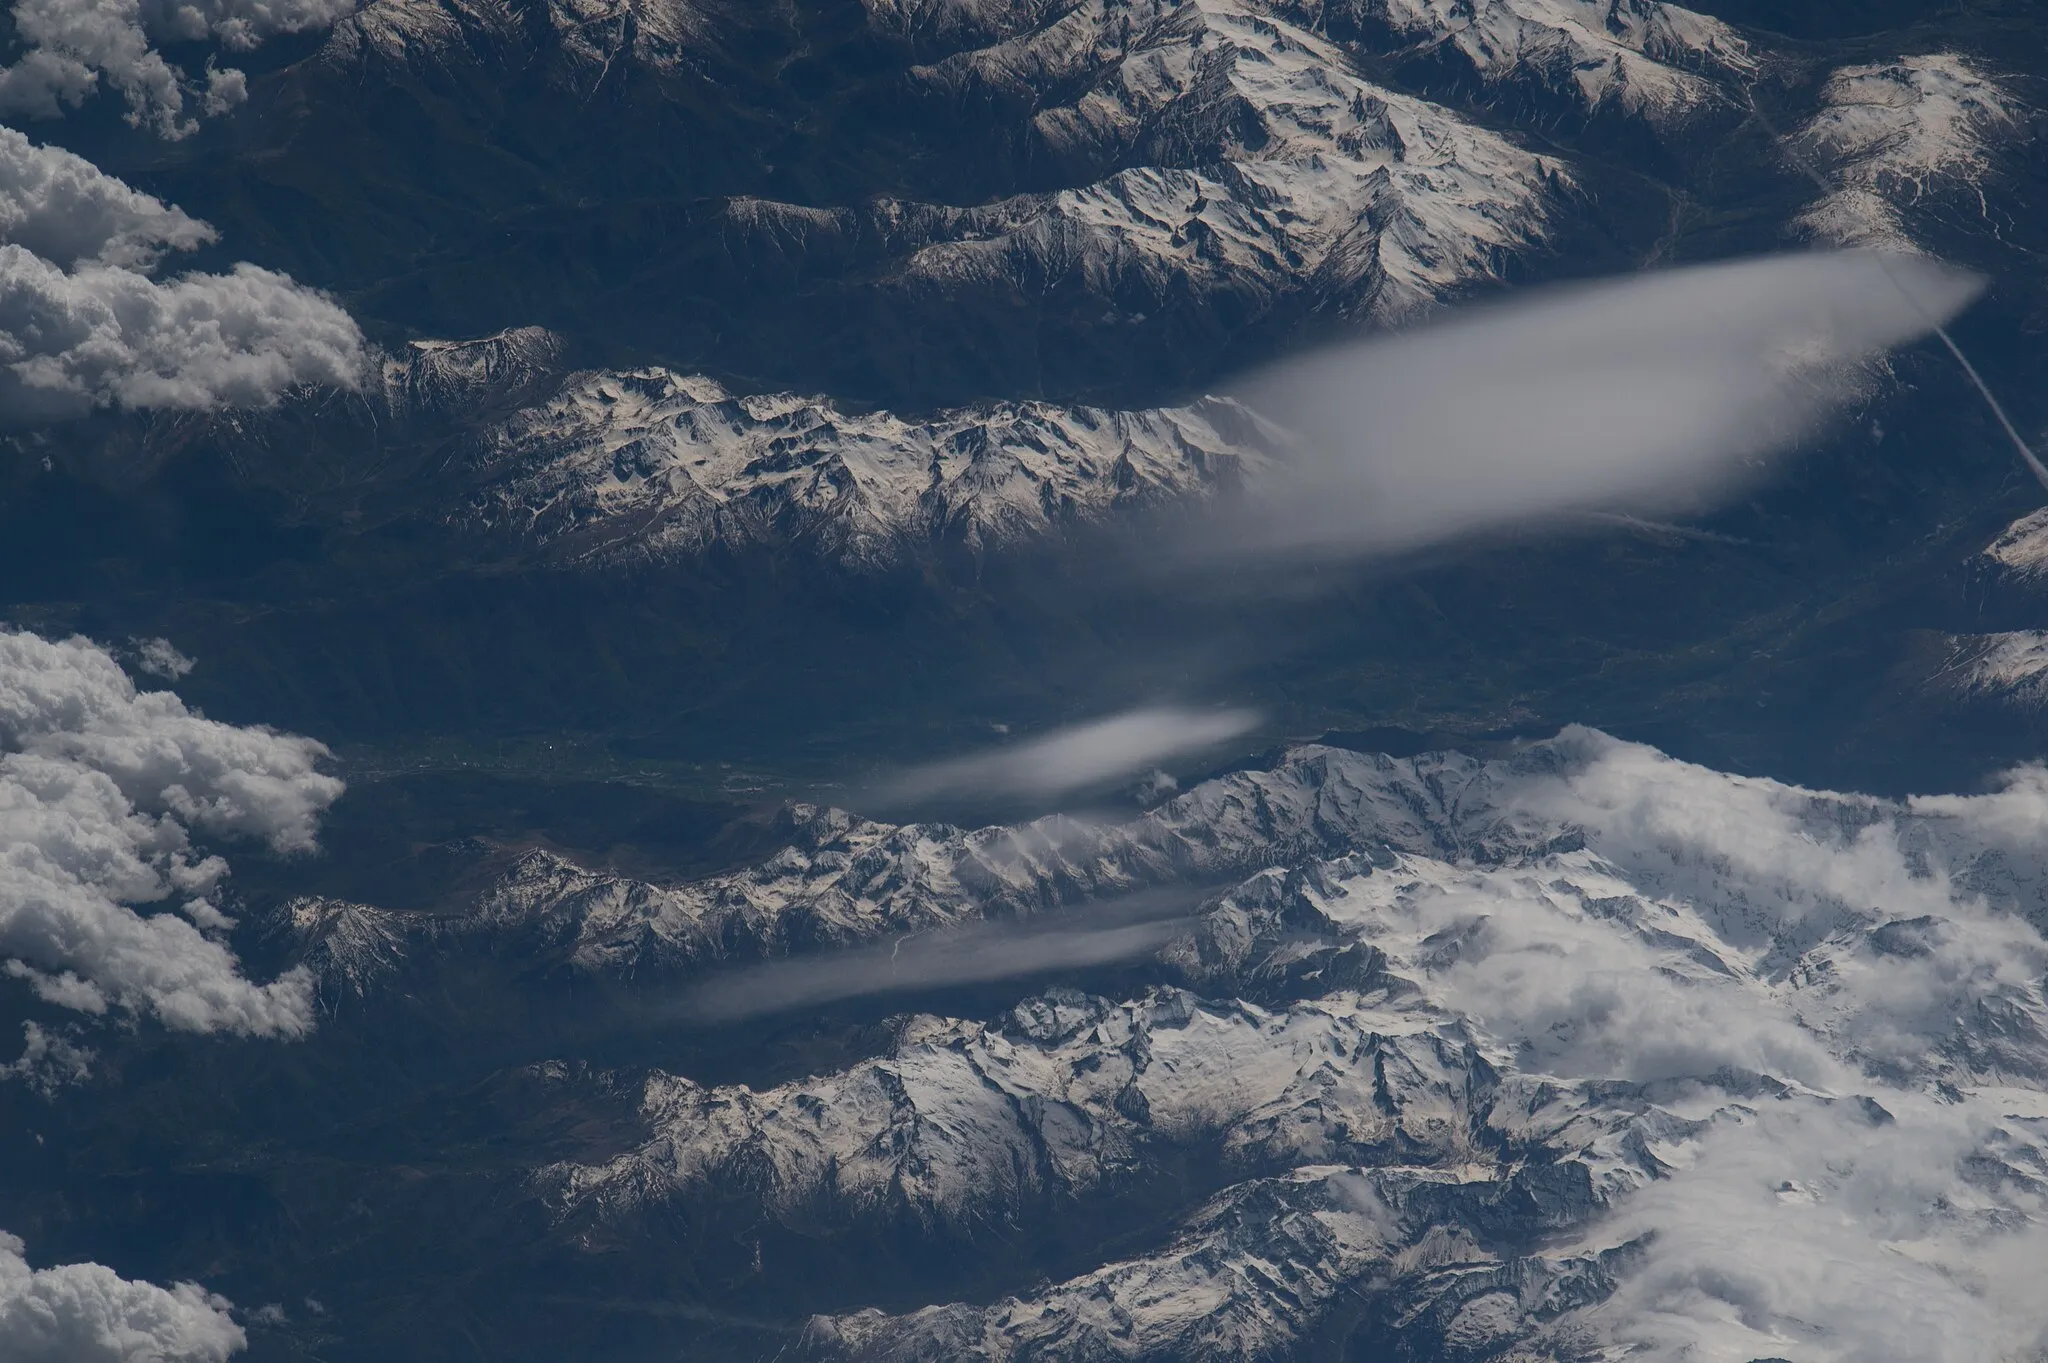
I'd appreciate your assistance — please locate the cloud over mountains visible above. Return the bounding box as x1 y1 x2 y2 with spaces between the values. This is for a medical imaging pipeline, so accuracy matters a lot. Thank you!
0 0 357 136
0 128 362 421
0 628 341 1035
1213 251 1983 563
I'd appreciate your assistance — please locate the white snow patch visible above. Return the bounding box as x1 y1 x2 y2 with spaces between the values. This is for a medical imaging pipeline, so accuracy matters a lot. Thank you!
1794 53 2026 249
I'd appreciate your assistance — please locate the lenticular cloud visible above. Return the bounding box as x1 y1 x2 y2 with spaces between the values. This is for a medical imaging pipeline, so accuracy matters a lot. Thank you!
0 128 363 422
878 706 1262 807
1208 250 1984 562
0 1230 245 1362
0 628 341 1036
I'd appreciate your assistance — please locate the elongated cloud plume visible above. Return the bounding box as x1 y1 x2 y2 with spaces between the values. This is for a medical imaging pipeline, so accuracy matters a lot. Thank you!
0 628 341 1035
0 1231 245 1361
0 128 362 421
0 0 357 137
879 706 1261 807
679 889 1202 1021
1202 251 1982 563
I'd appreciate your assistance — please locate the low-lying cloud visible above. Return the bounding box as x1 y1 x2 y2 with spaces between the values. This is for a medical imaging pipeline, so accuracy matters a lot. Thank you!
1377 729 2048 1362
0 1230 245 1361
0 129 363 421
0 0 357 137
878 706 1261 808
1201 251 1981 563
0 628 341 1035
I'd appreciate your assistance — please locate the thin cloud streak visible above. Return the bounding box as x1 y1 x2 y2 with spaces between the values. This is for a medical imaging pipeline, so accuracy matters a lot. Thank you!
878 706 1262 807
1195 250 1982 565
677 891 1202 1022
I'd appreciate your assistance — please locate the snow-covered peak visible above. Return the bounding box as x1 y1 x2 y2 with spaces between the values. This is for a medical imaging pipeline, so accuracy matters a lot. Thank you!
1984 506 2048 584
1344 0 1751 125
797 1163 1615 1363
272 896 411 1005
386 326 567 422
914 0 1568 322
451 370 1268 569
324 0 712 78
1793 53 2026 249
1934 631 2048 711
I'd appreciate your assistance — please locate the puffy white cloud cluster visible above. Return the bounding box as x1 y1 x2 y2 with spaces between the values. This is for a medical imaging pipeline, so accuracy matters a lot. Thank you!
0 628 341 1035
0 1020 92 1092
0 127 363 421
129 638 194 681
0 0 357 137
0 1230 245 1361
1363 730 2048 1363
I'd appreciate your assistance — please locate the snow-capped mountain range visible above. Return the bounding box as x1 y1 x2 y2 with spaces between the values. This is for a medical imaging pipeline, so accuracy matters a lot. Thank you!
270 726 2048 1363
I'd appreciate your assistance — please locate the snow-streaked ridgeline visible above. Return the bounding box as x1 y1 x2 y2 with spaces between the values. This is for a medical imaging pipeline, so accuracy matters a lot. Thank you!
271 723 2048 1363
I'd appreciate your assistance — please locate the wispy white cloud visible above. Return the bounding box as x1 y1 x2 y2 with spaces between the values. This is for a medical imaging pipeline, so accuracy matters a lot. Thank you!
0 628 341 1035
1202 251 1980 564
879 706 1261 807
0 128 362 421
678 889 1201 1021
0 1230 245 1361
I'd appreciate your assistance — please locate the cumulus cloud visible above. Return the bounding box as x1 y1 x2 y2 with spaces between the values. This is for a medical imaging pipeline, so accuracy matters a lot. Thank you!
0 1020 92 1092
0 628 341 1035
0 128 363 422
0 1230 245 1362
130 637 194 680
0 0 357 137
878 706 1261 808
1198 251 1980 564
0 130 210 268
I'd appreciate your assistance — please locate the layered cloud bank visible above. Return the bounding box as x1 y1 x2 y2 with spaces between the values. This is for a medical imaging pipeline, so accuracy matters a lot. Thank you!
1206 251 1981 564
0 1231 244 1361
0 0 357 136
0 628 340 1035
0 129 362 421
